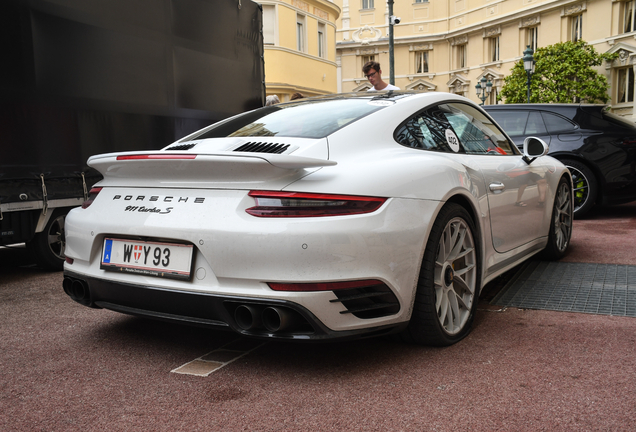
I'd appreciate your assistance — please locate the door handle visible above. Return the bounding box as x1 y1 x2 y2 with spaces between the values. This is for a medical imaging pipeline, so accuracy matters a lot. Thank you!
489 182 505 192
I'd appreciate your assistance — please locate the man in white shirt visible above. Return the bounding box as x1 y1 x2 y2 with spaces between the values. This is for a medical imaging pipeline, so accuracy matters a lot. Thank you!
363 61 400 92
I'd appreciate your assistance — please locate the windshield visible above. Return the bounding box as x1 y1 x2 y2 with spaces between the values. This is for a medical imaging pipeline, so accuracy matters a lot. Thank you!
191 99 386 140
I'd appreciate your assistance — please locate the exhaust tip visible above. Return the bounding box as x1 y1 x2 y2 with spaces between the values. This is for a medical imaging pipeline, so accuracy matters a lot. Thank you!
71 279 88 300
262 307 282 332
234 305 261 330
62 277 74 296
263 307 299 333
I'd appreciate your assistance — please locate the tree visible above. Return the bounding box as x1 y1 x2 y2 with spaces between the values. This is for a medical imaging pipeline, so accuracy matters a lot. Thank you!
499 40 618 104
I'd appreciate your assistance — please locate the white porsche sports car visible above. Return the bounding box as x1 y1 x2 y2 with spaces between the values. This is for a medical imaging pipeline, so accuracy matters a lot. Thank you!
63 92 573 346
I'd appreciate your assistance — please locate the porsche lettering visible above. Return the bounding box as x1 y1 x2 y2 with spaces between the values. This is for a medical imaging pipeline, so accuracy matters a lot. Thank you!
113 195 205 203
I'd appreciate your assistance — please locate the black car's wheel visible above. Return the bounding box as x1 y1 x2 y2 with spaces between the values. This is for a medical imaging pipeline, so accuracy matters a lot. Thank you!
27 210 67 271
561 158 597 218
401 203 480 346
541 177 573 260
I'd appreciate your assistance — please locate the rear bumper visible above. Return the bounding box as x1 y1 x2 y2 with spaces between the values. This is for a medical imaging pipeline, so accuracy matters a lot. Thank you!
63 270 405 341
64 191 440 332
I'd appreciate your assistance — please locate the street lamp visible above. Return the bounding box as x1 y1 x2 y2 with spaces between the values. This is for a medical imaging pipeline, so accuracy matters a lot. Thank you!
523 45 535 103
475 76 492 106
388 0 396 85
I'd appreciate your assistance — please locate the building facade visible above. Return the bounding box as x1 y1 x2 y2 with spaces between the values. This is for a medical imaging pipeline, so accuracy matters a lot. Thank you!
334 0 636 118
257 0 341 102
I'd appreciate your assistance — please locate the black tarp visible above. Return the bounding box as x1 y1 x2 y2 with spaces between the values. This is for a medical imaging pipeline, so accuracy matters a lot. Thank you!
1 0 264 202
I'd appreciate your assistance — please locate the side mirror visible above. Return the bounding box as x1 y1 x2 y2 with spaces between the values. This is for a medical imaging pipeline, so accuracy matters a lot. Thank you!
524 137 549 157
522 137 549 164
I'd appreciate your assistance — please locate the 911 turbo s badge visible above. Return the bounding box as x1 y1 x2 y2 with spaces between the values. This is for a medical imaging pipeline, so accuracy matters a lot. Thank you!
124 205 173 214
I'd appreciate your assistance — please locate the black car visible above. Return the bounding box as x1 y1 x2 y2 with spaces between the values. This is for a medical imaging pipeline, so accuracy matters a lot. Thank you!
484 104 636 217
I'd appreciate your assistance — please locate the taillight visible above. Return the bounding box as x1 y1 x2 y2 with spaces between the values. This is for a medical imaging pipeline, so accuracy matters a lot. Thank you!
81 187 102 209
268 279 384 292
246 191 386 217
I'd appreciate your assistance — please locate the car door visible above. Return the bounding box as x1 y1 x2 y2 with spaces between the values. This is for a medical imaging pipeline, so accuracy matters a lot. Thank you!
473 154 554 253
438 103 553 253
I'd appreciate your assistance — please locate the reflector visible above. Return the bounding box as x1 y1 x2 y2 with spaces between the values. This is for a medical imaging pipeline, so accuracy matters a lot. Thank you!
268 279 384 292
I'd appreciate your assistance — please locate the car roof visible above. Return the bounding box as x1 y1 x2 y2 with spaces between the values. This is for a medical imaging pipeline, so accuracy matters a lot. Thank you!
277 91 468 106
482 103 610 120
483 103 606 110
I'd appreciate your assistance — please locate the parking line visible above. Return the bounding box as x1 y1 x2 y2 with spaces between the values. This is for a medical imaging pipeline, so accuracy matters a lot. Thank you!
171 338 266 376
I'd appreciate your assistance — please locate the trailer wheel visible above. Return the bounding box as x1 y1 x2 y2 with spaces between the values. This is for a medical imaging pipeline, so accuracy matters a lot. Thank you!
27 210 68 271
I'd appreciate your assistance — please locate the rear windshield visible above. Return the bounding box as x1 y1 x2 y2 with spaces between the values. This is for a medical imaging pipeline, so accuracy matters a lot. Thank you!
604 111 636 129
190 99 386 140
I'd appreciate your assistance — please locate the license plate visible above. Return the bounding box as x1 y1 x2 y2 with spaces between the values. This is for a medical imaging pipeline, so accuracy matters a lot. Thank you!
101 238 194 280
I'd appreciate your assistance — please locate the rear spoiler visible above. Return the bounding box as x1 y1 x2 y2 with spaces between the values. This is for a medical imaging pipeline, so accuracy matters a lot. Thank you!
86 151 337 189
88 151 336 170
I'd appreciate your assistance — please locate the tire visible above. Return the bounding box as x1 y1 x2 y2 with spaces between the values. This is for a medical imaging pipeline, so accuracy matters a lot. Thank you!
27 209 68 271
541 177 573 260
561 158 597 218
401 203 480 346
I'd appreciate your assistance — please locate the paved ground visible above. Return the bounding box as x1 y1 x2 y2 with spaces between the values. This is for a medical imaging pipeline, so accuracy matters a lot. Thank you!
561 202 636 265
1 203 635 431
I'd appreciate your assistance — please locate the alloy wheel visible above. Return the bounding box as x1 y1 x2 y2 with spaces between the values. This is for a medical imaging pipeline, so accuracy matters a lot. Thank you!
434 217 477 335
553 182 573 252
567 165 589 214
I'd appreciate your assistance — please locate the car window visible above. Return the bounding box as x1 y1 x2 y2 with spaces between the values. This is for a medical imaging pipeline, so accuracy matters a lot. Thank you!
485 110 528 136
191 99 386 140
395 103 515 155
443 103 515 155
394 107 452 151
541 112 577 133
524 111 548 135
